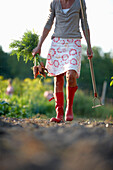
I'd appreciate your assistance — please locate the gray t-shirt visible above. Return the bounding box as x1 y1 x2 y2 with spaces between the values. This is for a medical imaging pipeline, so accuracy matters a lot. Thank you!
44 0 89 39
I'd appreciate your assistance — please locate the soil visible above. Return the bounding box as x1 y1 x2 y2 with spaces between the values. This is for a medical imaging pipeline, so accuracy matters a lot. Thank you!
0 116 113 170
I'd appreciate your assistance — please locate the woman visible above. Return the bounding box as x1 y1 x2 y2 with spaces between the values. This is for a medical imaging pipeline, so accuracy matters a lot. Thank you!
32 0 93 122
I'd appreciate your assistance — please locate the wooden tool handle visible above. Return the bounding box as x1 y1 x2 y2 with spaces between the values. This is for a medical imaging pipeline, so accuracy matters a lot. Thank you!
80 0 97 97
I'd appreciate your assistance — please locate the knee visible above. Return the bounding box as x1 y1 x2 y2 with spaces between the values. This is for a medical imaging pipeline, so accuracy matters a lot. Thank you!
66 71 77 84
54 74 64 87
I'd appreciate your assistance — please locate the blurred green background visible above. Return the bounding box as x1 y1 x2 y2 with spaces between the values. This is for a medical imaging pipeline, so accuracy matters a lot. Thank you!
0 44 113 119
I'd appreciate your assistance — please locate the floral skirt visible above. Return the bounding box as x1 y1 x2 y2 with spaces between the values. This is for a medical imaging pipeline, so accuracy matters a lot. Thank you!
45 37 82 78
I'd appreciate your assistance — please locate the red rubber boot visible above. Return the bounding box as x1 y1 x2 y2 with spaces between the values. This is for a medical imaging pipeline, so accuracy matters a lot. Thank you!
50 92 64 123
65 86 78 121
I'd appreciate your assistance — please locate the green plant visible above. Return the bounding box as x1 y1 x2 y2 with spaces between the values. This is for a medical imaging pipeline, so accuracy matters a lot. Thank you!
110 77 113 86
0 78 113 119
9 30 47 78
73 90 113 119
0 77 55 118
9 30 39 63
0 101 9 115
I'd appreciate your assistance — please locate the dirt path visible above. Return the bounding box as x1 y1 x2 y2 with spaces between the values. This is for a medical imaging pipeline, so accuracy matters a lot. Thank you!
0 116 113 170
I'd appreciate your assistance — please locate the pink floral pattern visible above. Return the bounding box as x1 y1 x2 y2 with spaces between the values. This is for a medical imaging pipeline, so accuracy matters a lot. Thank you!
70 58 77 65
47 53 51 60
49 48 56 56
67 39 74 43
46 38 81 78
57 47 62 53
69 49 77 56
48 60 54 65
53 38 60 43
54 60 59 67
74 40 81 47
62 54 69 61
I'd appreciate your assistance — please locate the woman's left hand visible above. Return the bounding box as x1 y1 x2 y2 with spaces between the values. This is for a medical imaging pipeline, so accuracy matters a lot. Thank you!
87 48 93 59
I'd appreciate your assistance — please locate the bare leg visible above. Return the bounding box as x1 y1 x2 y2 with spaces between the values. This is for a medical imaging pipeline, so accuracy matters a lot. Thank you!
54 73 64 93
66 70 77 87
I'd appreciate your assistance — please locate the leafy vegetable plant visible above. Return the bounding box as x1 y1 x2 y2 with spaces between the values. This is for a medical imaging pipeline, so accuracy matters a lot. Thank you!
9 30 39 63
9 30 48 78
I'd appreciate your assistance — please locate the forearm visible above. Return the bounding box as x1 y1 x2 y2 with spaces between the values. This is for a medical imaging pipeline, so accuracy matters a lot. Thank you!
38 27 50 48
83 29 93 58
83 29 92 49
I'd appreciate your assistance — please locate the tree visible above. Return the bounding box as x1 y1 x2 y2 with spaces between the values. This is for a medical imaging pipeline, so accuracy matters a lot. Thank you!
0 46 34 79
78 46 113 98
0 46 11 78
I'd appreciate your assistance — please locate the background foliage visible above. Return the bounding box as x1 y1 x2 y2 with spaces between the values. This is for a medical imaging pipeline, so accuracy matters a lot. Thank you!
0 77 55 118
0 77 113 119
78 45 113 98
1 44 113 97
0 41 113 119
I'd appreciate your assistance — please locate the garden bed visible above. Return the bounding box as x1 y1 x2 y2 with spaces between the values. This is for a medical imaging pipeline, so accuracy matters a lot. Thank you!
0 116 113 170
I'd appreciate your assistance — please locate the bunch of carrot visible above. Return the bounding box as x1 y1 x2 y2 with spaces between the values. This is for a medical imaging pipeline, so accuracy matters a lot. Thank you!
33 60 48 78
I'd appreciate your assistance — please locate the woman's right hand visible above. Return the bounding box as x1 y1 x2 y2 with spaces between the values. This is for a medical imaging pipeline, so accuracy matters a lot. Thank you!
32 46 41 57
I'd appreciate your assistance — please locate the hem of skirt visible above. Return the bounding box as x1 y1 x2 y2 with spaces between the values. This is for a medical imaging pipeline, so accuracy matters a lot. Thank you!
47 68 80 78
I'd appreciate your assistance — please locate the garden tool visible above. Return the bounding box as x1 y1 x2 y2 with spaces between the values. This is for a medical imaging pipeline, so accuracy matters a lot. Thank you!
80 0 102 108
